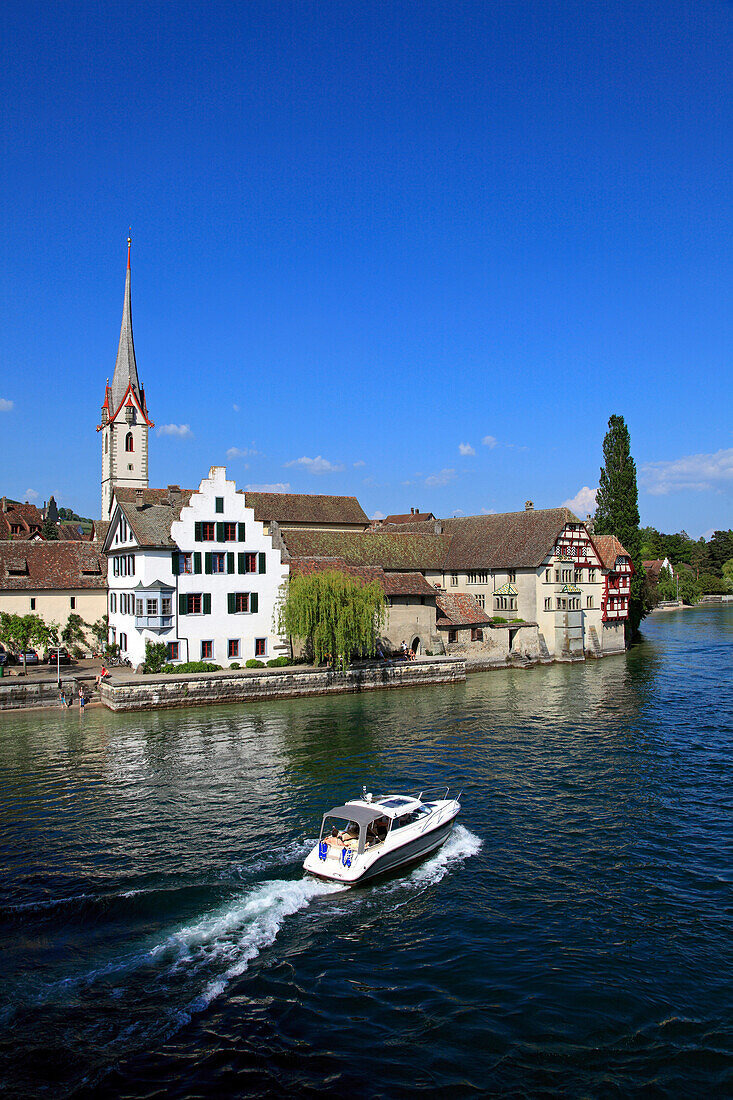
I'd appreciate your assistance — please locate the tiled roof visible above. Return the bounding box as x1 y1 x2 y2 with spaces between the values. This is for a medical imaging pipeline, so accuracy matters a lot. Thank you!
0 541 106 591
435 591 491 628
642 557 665 577
56 523 87 540
112 488 194 549
244 492 369 527
382 512 436 524
594 535 631 570
0 499 44 540
288 557 436 598
281 528 452 571
441 508 581 570
377 520 443 534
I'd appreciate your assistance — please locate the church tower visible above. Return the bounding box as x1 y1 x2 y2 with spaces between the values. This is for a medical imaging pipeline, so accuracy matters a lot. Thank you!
98 235 154 517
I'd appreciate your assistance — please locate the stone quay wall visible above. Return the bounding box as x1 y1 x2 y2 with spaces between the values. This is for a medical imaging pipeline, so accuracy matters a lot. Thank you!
99 658 466 713
0 676 80 711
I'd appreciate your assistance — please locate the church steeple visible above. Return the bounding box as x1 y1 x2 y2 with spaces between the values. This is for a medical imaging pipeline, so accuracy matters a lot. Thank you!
110 231 142 416
98 234 153 517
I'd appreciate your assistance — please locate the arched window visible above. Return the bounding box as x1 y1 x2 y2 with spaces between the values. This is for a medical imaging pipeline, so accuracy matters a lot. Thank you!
125 433 134 452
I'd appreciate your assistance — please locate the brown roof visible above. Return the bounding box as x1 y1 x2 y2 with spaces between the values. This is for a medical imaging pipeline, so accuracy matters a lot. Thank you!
244 492 368 527
56 523 87 540
111 488 194 549
441 508 580 570
0 541 106 591
288 557 436 599
435 591 491 628
0 498 44 540
382 511 436 524
594 535 631 571
281 529 452 571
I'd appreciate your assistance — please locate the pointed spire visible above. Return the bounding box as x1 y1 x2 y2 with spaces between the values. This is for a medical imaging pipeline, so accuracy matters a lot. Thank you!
110 231 141 415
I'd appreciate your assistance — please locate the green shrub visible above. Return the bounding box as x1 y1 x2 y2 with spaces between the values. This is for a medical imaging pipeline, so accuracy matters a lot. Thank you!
142 640 168 674
246 658 265 669
492 616 508 624
267 656 290 667
509 618 525 623
229 662 240 669
424 649 433 656
161 661 222 674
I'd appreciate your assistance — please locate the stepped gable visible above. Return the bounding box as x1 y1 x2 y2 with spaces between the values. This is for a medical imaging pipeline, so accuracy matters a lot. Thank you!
441 507 580 570
594 534 630 570
0 541 105 590
280 528 451 571
244 492 368 528
0 498 44 540
112 487 194 549
435 591 491 628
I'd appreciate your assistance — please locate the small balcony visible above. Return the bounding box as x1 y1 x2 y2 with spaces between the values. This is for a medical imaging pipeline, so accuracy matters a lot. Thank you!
135 614 174 631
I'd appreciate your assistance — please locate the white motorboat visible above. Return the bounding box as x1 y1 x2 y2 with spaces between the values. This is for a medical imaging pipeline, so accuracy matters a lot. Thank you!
303 787 461 884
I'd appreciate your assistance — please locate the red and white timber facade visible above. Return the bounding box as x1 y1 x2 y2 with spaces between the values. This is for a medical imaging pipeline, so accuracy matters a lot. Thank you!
592 535 634 624
97 235 154 518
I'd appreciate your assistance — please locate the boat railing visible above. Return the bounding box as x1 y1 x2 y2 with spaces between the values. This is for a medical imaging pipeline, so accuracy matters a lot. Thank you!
417 785 452 803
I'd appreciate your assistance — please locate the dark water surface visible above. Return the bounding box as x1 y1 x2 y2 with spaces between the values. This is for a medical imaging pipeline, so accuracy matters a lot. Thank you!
1 606 731 1097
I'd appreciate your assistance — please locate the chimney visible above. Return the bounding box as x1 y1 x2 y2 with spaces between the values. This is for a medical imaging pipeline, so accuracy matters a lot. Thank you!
525 500 534 511
1 497 7 513
135 488 144 509
411 507 415 515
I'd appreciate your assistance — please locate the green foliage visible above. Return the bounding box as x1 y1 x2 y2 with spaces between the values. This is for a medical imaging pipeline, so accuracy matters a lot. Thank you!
161 661 222 674
61 612 88 649
267 656 290 667
278 570 386 667
594 414 647 638
698 573 727 595
90 616 109 650
246 658 265 668
229 662 240 669
142 640 168 674
509 618 524 623
708 531 733 574
722 558 733 593
491 616 508 623
0 612 53 674
42 515 59 540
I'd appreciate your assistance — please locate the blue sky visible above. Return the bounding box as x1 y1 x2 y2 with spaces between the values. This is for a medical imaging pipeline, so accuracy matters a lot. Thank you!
1 1 731 536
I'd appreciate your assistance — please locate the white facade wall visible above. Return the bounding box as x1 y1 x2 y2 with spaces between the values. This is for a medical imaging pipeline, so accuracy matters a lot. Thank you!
107 467 289 668
101 391 149 518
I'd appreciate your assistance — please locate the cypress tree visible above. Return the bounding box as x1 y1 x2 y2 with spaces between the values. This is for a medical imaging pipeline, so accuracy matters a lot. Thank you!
593 414 646 640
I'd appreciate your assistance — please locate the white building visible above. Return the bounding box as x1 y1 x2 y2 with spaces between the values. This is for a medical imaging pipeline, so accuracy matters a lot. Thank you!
103 467 289 669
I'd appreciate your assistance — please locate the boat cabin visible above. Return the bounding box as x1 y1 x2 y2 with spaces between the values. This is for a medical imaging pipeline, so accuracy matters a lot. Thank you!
319 795 433 855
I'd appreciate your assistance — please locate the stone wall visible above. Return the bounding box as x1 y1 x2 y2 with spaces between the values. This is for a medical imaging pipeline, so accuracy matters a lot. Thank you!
99 657 466 712
0 676 80 710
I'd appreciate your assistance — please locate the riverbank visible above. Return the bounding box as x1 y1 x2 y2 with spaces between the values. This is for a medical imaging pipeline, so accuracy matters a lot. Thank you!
99 656 466 712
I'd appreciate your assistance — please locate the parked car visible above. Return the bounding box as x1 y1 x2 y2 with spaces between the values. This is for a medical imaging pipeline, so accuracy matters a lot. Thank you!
46 646 71 665
0 651 8 667
20 650 39 666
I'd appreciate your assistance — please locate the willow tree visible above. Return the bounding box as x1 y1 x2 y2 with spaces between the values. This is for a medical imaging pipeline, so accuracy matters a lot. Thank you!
593 413 647 639
278 570 386 667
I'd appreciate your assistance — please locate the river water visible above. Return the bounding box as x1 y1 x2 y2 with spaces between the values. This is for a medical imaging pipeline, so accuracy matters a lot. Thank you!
1 605 731 1097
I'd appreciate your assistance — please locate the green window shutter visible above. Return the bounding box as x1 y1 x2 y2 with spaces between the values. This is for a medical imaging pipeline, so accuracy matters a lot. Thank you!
216 522 224 542
194 521 202 542
227 552 235 574
258 552 266 574
179 593 187 615
238 522 246 541
250 592 259 614
172 551 179 574
238 552 245 574
194 552 202 574
203 592 211 615
215 496 224 514
228 592 235 614
205 552 212 575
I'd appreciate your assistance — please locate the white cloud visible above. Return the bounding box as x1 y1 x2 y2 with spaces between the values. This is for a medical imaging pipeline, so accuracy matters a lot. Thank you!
371 510 385 521
158 423 193 439
452 509 465 517
481 507 496 515
458 442 475 456
425 468 456 488
0 398 13 412
641 448 733 496
563 486 597 516
24 489 39 500
284 455 344 474
353 460 366 468
244 482 291 493
232 403 240 412
226 446 260 459
482 435 497 449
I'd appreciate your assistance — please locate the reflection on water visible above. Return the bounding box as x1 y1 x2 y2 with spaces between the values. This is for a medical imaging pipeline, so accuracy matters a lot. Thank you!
0 606 731 1097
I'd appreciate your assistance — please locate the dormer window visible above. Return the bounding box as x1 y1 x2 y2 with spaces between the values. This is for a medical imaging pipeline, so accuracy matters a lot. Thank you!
125 433 134 452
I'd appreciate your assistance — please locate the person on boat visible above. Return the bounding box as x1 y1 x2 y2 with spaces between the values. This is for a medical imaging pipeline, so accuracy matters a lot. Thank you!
340 822 359 848
324 826 343 847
